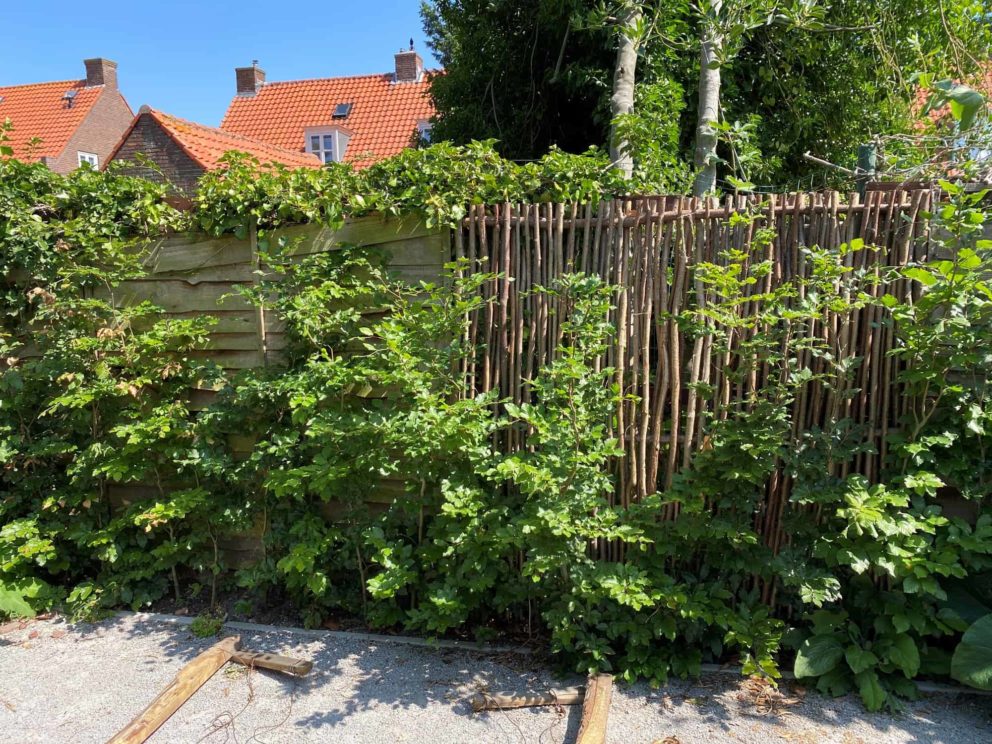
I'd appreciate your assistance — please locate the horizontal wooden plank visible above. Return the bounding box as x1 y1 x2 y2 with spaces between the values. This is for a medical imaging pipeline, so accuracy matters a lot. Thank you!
189 348 264 370
150 263 266 284
187 388 219 411
104 281 254 313
265 332 288 352
379 232 450 267
167 311 258 334
203 333 261 352
278 215 436 256
143 234 253 274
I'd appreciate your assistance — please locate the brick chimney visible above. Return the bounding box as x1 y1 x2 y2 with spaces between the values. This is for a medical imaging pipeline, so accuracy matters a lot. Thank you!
235 61 265 96
84 58 118 89
394 41 423 83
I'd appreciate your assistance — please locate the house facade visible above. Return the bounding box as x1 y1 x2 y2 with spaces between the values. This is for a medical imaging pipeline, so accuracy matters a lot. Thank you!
106 107 322 194
220 46 434 168
0 58 132 173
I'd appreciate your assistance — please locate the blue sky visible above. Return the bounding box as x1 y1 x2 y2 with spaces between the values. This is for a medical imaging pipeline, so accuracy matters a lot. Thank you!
1 0 439 126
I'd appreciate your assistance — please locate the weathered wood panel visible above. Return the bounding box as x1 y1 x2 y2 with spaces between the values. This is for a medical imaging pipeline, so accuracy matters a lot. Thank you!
113 217 451 374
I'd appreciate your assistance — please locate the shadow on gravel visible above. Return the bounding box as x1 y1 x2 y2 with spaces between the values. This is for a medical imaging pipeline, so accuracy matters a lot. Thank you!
107 614 582 741
101 615 991 744
622 674 986 744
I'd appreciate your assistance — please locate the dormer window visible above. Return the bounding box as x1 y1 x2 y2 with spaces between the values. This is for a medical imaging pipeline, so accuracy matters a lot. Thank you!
417 120 432 143
304 126 352 165
308 132 336 163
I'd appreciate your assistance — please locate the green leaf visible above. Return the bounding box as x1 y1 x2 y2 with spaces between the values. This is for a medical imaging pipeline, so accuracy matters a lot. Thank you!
931 81 986 131
855 669 886 711
845 645 879 674
795 635 844 678
0 586 35 619
951 613 992 690
902 267 936 286
888 634 920 677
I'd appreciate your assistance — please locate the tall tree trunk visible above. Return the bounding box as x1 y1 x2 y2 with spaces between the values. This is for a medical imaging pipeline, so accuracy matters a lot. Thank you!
609 5 641 180
693 6 723 196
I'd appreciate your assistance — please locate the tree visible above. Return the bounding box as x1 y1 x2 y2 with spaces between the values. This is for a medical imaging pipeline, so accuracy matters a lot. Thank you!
609 4 643 178
422 0 992 189
693 0 725 195
422 0 614 159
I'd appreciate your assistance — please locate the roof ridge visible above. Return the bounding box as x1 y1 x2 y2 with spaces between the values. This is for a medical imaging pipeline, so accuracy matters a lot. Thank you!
0 78 84 91
258 69 440 88
133 108 320 170
260 72 394 87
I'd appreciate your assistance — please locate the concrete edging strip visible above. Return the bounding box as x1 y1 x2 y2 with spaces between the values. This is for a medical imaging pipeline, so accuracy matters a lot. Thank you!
114 610 534 655
115 611 992 697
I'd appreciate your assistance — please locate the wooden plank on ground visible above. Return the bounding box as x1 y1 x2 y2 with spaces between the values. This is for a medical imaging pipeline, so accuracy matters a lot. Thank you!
230 651 313 677
470 687 584 712
576 673 613 744
108 636 240 744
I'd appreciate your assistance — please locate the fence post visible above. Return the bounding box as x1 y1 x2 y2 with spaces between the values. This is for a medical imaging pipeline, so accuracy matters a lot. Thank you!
249 218 268 367
856 143 877 196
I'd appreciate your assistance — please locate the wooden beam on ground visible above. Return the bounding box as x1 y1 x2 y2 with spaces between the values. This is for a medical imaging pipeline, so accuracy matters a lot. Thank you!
231 650 313 677
470 686 584 712
107 635 240 744
576 673 613 744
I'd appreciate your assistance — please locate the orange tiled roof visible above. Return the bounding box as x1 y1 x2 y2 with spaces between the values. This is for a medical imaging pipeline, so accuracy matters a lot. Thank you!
220 73 434 168
912 64 992 126
0 79 103 161
114 108 323 170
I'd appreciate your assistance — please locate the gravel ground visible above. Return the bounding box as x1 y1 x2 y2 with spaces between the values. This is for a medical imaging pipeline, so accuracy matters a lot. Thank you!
1 614 990 744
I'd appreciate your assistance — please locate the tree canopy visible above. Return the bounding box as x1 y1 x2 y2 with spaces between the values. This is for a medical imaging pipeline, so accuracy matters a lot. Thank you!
422 0 992 189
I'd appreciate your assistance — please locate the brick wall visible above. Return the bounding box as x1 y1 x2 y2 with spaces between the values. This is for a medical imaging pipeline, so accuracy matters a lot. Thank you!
108 113 205 194
49 89 134 174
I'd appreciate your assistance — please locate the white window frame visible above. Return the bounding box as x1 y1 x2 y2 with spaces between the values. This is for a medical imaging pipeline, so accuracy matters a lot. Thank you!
77 151 99 168
416 120 433 143
304 127 351 164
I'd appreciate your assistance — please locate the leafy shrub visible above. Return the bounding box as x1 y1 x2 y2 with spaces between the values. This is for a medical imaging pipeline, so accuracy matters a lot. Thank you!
2 129 992 710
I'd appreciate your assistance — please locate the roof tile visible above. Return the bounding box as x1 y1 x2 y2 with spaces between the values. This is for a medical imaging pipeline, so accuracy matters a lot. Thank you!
0 80 102 161
117 108 323 170
220 73 434 168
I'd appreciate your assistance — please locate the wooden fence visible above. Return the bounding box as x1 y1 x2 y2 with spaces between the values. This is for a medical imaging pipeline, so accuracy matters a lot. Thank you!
121 213 449 370
94 214 449 532
98 188 939 558
458 188 936 559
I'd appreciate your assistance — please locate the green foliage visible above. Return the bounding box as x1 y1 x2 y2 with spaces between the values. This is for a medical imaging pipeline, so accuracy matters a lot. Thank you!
190 611 225 638
422 0 992 185
192 142 631 236
951 613 992 689
788 181 992 710
0 581 36 619
3 136 992 711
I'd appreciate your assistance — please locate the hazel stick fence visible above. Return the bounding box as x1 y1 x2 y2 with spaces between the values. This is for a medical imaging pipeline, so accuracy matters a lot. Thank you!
459 188 935 561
